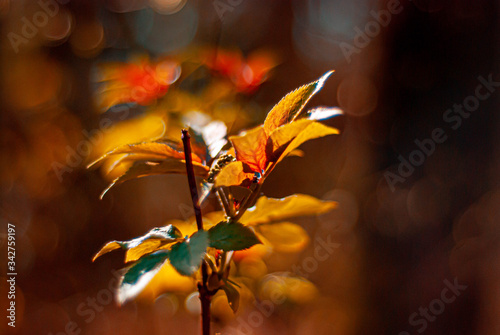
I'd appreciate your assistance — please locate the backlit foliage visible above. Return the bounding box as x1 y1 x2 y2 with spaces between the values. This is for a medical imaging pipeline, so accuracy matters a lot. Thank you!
90 64 342 324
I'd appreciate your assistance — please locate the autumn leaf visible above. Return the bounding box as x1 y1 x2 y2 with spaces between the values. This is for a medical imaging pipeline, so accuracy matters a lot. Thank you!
259 274 318 304
256 222 309 253
229 126 267 173
213 161 254 188
215 71 341 187
88 141 201 169
92 225 183 262
99 159 209 199
263 70 333 135
266 120 339 172
88 136 213 198
240 194 337 225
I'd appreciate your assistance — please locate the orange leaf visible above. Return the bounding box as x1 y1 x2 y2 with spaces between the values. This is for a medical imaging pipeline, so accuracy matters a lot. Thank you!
92 241 122 262
229 126 268 173
240 194 337 226
266 120 339 174
214 161 255 188
263 71 333 135
100 159 209 199
257 222 310 253
88 141 201 169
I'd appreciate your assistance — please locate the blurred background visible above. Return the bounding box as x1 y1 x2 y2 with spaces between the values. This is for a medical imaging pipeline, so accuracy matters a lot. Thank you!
0 0 499 334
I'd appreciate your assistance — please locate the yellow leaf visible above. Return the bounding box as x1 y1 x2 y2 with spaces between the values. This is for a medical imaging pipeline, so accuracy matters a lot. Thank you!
267 121 339 172
100 159 209 199
233 243 269 261
229 126 268 172
257 222 310 253
136 263 196 301
88 114 166 163
88 141 200 169
93 225 183 262
263 71 333 135
214 161 255 188
92 241 122 262
125 239 164 263
203 211 226 226
240 194 337 225
267 119 315 155
287 149 304 157
259 274 318 304
103 153 166 174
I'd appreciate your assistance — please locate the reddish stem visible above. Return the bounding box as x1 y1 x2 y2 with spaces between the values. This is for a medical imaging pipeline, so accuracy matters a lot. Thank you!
181 129 211 335
181 129 203 231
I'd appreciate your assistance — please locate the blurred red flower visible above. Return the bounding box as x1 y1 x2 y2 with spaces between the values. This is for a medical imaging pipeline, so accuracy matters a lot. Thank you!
203 48 278 93
97 57 180 109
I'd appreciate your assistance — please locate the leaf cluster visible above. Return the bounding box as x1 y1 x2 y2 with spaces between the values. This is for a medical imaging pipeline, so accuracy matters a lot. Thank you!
91 71 342 311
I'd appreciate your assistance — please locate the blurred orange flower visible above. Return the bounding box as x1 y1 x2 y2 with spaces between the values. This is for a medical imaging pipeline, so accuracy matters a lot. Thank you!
203 48 278 93
96 57 180 109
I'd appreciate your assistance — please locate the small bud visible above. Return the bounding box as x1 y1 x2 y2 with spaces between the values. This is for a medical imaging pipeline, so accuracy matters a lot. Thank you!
207 273 221 291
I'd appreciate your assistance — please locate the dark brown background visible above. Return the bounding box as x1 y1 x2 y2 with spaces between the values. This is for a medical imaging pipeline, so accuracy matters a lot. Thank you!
1 0 499 334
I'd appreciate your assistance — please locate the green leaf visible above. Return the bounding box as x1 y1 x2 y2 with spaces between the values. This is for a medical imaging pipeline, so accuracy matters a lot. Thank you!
222 280 240 313
100 159 209 199
92 225 182 262
240 194 337 226
117 250 169 305
169 230 209 276
208 221 261 251
263 71 334 135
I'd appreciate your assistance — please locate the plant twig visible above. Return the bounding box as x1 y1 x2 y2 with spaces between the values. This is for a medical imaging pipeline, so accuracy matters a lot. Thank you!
181 130 203 231
217 188 234 218
181 129 211 335
234 183 263 221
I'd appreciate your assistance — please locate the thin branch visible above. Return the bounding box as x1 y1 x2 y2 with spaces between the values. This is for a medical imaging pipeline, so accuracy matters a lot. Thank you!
181 129 211 335
181 129 203 231
234 183 262 221
217 188 234 218
218 251 228 275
